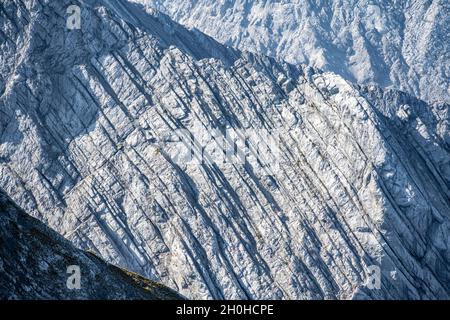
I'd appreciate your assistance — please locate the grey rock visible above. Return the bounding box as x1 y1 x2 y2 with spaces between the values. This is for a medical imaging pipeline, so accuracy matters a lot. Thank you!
0 189 183 299
0 0 449 299
139 0 450 103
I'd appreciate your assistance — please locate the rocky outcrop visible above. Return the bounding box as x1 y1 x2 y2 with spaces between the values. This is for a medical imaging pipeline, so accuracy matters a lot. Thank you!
0 189 183 299
0 0 449 299
139 0 450 103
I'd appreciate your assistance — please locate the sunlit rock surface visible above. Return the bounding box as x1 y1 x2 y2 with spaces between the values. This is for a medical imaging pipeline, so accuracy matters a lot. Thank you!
140 0 450 103
0 0 449 299
0 189 183 299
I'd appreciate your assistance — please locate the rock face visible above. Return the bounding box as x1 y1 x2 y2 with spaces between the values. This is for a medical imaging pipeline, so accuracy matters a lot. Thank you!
0 189 183 299
139 0 450 103
0 0 449 299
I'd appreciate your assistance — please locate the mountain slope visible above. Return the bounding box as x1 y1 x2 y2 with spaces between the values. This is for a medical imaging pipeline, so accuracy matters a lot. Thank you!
139 0 450 103
0 0 449 299
0 189 183 299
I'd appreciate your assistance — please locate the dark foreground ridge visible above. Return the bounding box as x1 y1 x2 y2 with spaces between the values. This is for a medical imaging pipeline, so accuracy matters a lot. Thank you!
0 189 183 300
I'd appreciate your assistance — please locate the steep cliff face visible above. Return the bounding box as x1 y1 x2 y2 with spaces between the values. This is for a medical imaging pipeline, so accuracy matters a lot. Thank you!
139 0 450 103
0 0 449 299
0 189 183 299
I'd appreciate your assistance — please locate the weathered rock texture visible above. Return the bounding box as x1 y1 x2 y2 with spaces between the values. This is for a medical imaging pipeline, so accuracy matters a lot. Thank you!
0 189 183 299
140 0 450 103
0 0 449 299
